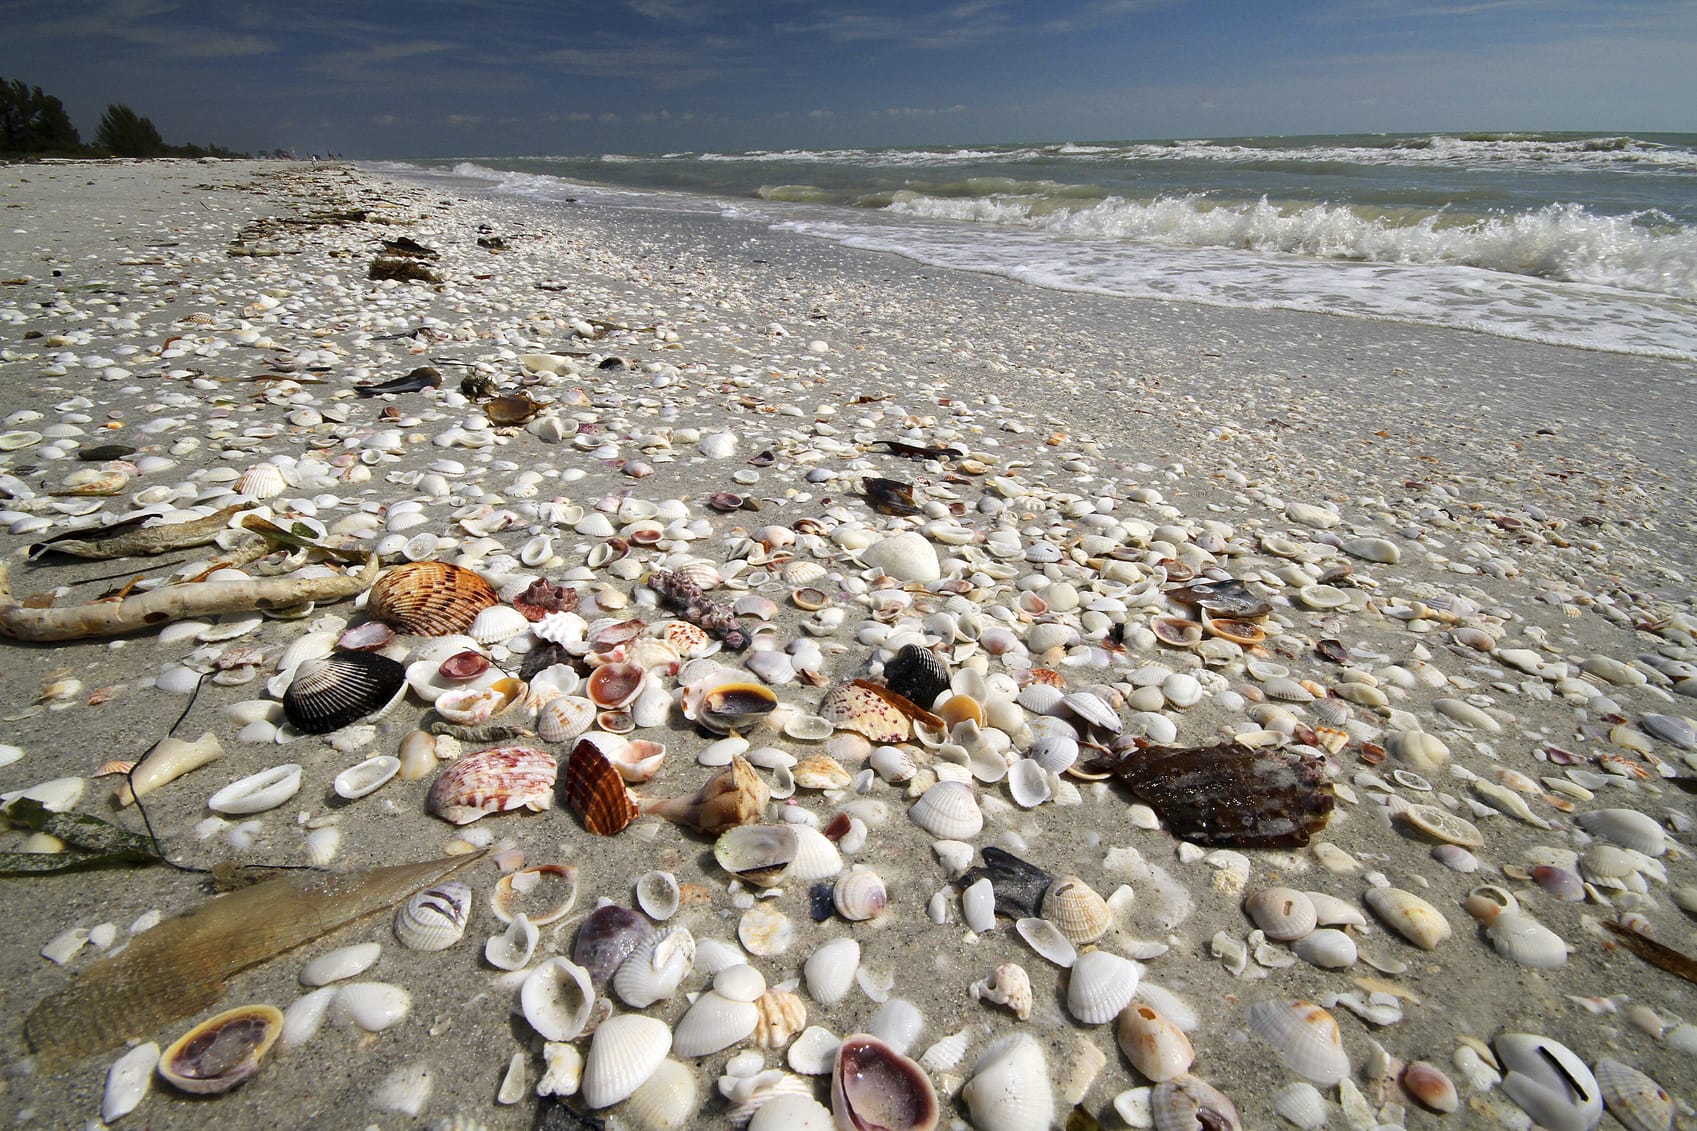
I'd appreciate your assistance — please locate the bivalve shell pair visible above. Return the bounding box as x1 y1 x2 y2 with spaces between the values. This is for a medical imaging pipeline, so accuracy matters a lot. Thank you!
368 560 500 636
158 1004 284 1095
832 1034 940 1131
283 652 405 734
426 745 556 825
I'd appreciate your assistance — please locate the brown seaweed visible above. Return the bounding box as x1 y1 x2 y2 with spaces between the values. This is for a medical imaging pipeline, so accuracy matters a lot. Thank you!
1603 919 1697 985
24 852 480 1068
869 439 963 461
1080 741 1335 848
26 503 251 561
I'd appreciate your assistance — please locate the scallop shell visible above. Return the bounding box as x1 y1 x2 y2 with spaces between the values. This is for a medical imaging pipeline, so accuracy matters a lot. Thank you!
1065 949 1142 1025
282 652 405 734
754 988 808 1049
583 1014 673 1109
234 462 289 500
1116 1002 1195 1082
908 780 983 840
1594 1057 1674 1131
467 604 531 645
961 1032 1052 1131
394 881 473 951
563 736 639 835
1041 875 1112 945
368 561 499 636
1245 999 1350 1086
426 745 556 825
820 680 912 743
833 867 889 921
832 1034 941 1131
158 1004 283 1095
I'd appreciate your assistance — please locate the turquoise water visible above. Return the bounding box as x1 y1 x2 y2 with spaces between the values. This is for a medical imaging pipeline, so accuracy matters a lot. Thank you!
374 132 1697 360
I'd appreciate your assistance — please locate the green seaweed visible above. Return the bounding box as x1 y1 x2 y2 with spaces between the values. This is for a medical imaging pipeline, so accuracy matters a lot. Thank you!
0 798 162 874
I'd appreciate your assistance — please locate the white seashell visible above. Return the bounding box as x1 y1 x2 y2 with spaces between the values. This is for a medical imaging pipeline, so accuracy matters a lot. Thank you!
614 924 695 1008
394 882 472 951
636 870 681 921
583 1014 673 1109
485 912 540 971
738 902 795 957
961 878 996 934
672 989 760 1058
1015 917 1077 968
962 1032 1054 1131
1245 999 1350 1086
1243 887 1317 941
1271 1081 1329 1129
867 998 924 1057
788 825 844 884
1577 808 1668 856
857 530 940 583
804 937 860 1006
1363 886 1452 949
833 866 889 921
747 1093 834 1131
1115 1003 1195 1083
300 942 382 987
715 963 767 1004
333 982 411 1032
537 694 596 744
1497 1033 1602 1131
625 1057 699 1130
280 987 336 1049
1594 1057 1674 1131
302 826 341 866
1066 949 1143 1025
1007 758 1052 807
468 604 531 645
207 763 301 814
521 957 597 1041
537 1040 584 1098
788 1026 842 1076
1292 928 1357 969
1063 690 1122 733
333 754 400 800
102 1041 160 1123
920 1028 971 1073
1486 911 1569 968
972 962 1033 1020
908 780 983 840
372 1063 433 1117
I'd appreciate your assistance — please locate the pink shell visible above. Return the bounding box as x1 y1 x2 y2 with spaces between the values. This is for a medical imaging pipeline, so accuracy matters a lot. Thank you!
427 745 558 825
337 621 396 651
439 650 491 681
587 662 645 709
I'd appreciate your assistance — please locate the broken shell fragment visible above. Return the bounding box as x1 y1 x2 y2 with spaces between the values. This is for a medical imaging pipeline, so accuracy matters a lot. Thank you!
157 1004 283 1095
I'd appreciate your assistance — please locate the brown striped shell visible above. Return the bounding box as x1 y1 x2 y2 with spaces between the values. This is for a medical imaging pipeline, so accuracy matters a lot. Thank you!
564 736 639 835
426 745 557 825
368 561 499 636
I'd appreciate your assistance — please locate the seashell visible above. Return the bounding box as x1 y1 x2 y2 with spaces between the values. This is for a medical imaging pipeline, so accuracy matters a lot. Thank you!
532 609 588 647
1594 1057 1674 1131
1245 999 1350 1086
962 1032 1052 1131
102 1040 159 1122
696 681 779 735
300 942 381 987
283 652 405 734
537 694 596 744
832 1033 940 1131
521 956 597 1041
1484 910 1569 968
715 824 802 887
333 754 400 801
427 745 556 825
467 604 530 645
624 1057 697 1131
582 1014 672 1109
1063 690 1122 734
1152 1073 1243 1131
791 753 852 790
737 902 794 957
1042 875 1112 945
490 863 579 926
1015 917 1077 968
1577 808 1668 856
574 905 654 988
804 937 861 1006
639 755 769 834
1398 802 1483 848
563 737 638 835
1066 949 1143 1025
636 870 681 921
1243 887 1317 942
1007 758 1052 807
908 780 983 840
113 731 224 807
884 643 950 710
857 530 941 584
1363 886 1452 950
1402 1060 1460 1114
208 763 301 815
672 989 760 1058
434 676 526 726
437 649 490 681
1496 1033 1602 1131
587 661 646 708
820 680 911 743
833 866 889 921
485 912 540 970
368 560 500 636
234 462 289 500
971 962 1033 1020
1116 1003 1195 1082
1270 1081 1327 1129
1292 928 1357 969
157 1004 283 1095
395 882 473 951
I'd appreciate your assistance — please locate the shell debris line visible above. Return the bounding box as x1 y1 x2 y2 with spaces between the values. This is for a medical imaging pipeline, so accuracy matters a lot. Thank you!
1 159 1696 1131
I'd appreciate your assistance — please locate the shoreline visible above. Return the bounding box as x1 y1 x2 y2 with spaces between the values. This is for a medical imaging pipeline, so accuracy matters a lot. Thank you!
1 159 1695 1130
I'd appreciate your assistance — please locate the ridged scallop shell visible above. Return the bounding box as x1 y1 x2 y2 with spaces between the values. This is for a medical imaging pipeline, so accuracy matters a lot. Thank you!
1245 999 1350 1086
563 736 638 835
467 604 531 645
158 1004 284 1095
282 652 405 734
234 462 289 500
1041 875 1112 945
833 867 889 921
394 881 473 950
754 989 808 1049
583 1014 672 1109
537 694 596 744
368 561 499 636
833 1034 941 1131
820 680 911 743
908 780 982 840
1066 949 1142 1025
1595 1057 1674 1131
426 745 556 825
961 1033 1051 1131
1116 1002 1195 1082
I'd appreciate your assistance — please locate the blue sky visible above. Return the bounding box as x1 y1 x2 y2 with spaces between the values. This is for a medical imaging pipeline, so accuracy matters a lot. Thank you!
3 0 1693 156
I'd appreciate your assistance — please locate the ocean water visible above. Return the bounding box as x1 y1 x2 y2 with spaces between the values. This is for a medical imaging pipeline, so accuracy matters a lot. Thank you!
371 132 1697 361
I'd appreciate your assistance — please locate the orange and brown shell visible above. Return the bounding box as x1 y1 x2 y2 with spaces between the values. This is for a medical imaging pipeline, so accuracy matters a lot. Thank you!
564 736 639 835
427 745 557 825
368 561 499 636
819 680 913 744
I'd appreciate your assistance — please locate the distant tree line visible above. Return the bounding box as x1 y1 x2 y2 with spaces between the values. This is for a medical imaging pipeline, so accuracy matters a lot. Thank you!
2 75 257 159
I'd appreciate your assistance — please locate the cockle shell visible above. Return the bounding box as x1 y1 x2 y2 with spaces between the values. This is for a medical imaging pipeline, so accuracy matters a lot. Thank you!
1042 875 1112 945
832 1034 940 1131
394 882 473 951
1244 887 1317 942
583 1014 672 1109
282 652 405 734
1117 1003 1194 1082
1065 949 1142 1025
157 1004 283 1095
367 560 499 636
537 694 596 744
1245 999 1350 1086
466 604 530 645
574 905 654 989
624 1057 697 1131
672 990 760 1058
833 866 889 921
909 780 983 840
1594 1057 1674 1131
426 745 556 825
804 937 860 1007
962 1032 1052 1131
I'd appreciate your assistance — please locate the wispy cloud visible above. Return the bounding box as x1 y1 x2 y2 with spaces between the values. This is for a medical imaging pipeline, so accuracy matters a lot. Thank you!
782 1 1013 48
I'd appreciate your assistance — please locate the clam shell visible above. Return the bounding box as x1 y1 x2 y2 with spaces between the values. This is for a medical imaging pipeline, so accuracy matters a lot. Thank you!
1007 758 1053 807
804 937 860 1006
207 763 301 815
282 652 405 735
624 1058 697 1131
587 661 646 708
833 866 889 921
1042 875 1112 945
1015 917 1077 968
426 745 556 825
1065 949 1142 1025
102 1041 159 1122
1245 999 1350 1086
1116 1002 1195 1082
333 754 400 801
583 1014 672 1109
394 882 473 951
521 956 597 1041
962 1032 1052 1131
466 604 530 645
368 561 499 636
672 989 760 1058
1486 911 1569 968
299 943 381 987
1292 928 1357 969
883 644 950 710
698 681 779 734
1595 1057 1674 1131
832 1034 941 1131
1243 887 1317 942
484 913 540 971
1152 1073 1243 1131
636 870 681 921
158 1004 283 1095
1577 807 1669 856
1271 1081 1327 1129
613 926 695 1008
1362 886 1452 950
537 694 596 744
908 780 983 840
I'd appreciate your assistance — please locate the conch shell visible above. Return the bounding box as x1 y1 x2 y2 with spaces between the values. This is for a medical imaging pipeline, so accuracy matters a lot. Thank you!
639 755 769 834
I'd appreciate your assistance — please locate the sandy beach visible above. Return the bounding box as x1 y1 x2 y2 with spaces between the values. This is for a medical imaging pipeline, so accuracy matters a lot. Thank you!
2 158 1696 1130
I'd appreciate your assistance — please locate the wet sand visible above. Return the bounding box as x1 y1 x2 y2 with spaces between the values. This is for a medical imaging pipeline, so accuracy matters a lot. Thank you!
1 159 1695 1130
